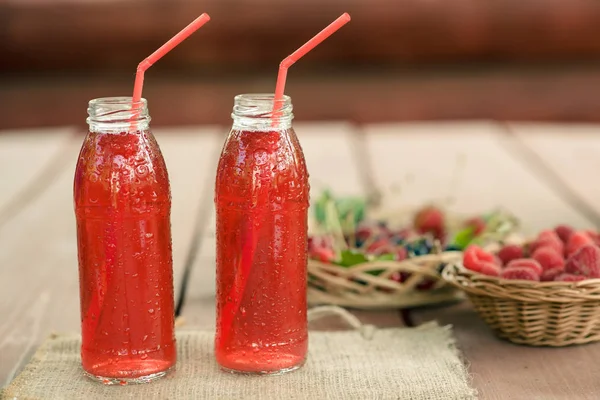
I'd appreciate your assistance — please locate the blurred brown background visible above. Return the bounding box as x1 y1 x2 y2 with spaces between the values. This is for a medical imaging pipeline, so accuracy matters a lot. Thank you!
3 0 600 129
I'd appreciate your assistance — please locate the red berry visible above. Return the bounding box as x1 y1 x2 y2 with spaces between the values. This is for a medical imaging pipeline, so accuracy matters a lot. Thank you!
565 245 600 278
584 230 600 246
464 217 486 236
555 273 587 282
414 206 445 240
474 261 501 276
366 239 393 255
417 279 437 290
541 267 565 282
310 247 336 263
463 245 496 269
501 266 540 281
566 231 595 258
497 245 524 266
506 259 543 276
390 271 411 283
530 230 564 256
395 247 408 261
531 247 564 271
463 245 501 275
555 225 575 243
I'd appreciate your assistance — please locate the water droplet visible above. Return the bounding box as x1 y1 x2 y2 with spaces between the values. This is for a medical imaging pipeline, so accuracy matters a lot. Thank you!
254 149 269 165
240 307 246 316
145 233 153 238
148 309 155 314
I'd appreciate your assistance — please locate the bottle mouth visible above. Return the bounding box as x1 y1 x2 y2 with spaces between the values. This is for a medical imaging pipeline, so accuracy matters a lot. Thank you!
232 93 293 119
87 97 150 129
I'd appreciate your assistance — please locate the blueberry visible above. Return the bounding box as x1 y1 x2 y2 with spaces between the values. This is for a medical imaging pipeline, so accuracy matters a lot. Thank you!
390 235 405 245
406 239 431 256
444 244 462 252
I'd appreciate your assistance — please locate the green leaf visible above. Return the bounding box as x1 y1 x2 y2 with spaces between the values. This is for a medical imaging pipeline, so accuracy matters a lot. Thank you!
375 253 395 261
363 253 394 276
335 249 368 267
452 227 476 249
313 190 332 225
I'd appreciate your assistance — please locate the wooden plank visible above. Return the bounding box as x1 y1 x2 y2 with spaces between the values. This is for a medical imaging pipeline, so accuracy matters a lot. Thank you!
363 122 592 236
411 303 600 400
184 123 404 330
0 128 219 385
0 127 75 226
509 123 600 226
153 127 222 305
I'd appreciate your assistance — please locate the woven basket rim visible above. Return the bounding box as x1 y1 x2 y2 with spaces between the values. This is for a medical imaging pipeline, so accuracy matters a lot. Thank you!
442 262 600 303
307 251 464 309
308 251 462 272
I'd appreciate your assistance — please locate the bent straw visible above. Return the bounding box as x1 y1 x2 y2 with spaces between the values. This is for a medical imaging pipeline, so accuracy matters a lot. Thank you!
87 13 211 339
221 13 351 346
132 13 211 103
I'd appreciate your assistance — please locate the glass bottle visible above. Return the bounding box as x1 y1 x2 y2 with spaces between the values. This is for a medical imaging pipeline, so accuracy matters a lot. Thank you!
215 94 310 374
74 97 176 384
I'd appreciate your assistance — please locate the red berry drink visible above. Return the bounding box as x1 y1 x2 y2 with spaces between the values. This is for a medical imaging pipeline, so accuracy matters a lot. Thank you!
74 97 176 384
215 94 309 374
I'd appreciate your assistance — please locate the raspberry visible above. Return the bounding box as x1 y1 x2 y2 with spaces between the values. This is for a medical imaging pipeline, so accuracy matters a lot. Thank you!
310 247 336 263
309 236 336 262
555 273 587 282
366 239 394 255
541 267 565 282
554 225 575 243
464 217 486 236
531 247 564 271
390 271 411 283
417 278 436 290
585 230 600 247
530 230 564 256
501 266 540 281
497 245 524 266
414 206 445 240
395 247 408 261
506 259 543 276
566 231 595 258
472 261 501 276
565 245 600 278
463 245 496 270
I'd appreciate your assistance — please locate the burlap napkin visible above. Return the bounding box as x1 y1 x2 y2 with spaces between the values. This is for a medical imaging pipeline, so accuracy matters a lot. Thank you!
2 311 476 400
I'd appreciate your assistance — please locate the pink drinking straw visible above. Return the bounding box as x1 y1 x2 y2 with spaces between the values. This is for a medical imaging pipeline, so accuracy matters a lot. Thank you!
221 13 351 345
132 13 211 103
86 13 211 338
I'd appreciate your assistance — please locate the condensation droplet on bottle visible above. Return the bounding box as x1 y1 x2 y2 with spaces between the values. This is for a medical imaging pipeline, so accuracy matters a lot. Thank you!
254 149 269 165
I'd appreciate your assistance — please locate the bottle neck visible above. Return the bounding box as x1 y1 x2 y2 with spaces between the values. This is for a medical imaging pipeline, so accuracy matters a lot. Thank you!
87 97 151 133
231 94 293 131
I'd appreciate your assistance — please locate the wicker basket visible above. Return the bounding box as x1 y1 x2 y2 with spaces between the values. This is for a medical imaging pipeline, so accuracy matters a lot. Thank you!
442 263 600 346
308 252 464 309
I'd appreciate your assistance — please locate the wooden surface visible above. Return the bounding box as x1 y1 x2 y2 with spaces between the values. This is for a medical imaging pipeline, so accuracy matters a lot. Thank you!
1 122 600 399
6 65 600 130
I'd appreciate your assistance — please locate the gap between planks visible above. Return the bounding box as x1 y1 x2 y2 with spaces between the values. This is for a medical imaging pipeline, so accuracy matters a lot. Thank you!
499 122 600 228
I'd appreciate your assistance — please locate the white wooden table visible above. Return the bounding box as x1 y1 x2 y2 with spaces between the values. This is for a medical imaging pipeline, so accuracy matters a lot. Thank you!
1 122 600 399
